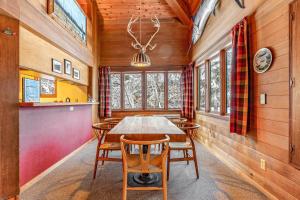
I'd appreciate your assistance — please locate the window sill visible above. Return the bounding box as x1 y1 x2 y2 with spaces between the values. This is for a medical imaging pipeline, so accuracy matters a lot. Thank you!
196 111 229 121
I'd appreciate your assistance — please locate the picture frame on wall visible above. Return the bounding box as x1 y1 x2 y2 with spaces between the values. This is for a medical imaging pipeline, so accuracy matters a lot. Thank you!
73 68 80 80
52 59 62 74
64 59 72 75
40 77 57 98
23 78 40 103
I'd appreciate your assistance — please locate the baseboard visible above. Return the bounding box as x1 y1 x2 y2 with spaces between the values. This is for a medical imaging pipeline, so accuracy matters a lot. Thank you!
197 138 279 200
20 138 95 193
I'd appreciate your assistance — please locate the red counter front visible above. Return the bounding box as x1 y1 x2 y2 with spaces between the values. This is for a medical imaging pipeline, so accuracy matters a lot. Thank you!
19 104 93 186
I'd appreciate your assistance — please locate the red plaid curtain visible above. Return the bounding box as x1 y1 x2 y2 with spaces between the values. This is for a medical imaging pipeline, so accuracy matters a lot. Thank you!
99 67 111 118
181 63 194 120
230 17 250 135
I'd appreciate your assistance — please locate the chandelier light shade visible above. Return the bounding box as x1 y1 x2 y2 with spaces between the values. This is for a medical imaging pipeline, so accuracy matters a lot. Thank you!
131 51 151 67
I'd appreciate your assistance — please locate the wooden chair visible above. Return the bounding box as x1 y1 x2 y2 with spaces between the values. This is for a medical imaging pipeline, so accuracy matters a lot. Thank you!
104 117 122 128
170 118 188 128
120 135 170 200
167 122 200 180
92 122 122 179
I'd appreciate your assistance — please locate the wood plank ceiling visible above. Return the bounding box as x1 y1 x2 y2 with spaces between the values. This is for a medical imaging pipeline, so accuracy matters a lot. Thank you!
96 0 176 22
96 0 202 67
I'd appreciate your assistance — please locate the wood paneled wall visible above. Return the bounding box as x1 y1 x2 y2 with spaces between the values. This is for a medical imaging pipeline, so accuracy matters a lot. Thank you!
193 0 300 199
100 20 191 67
19 26 89 86
0 0 93 66
0 15 19 199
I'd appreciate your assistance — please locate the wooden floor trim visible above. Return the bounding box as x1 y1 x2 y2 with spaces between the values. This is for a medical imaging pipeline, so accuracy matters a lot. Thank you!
20 138 95 193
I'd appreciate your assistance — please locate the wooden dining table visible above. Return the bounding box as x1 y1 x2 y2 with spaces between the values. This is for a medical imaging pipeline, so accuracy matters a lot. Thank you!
106 116 186 142
106 116 186 186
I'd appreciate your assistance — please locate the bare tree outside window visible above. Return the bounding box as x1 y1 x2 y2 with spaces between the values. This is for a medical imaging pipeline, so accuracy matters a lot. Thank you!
226 48 232 114
168 72 182 109
210 56 221 112
110 73 121 109
146 73 165 109
124 73 142 109
198 65 206 110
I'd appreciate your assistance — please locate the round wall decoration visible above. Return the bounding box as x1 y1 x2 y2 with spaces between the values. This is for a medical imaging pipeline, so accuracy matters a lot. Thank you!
253 48 273 73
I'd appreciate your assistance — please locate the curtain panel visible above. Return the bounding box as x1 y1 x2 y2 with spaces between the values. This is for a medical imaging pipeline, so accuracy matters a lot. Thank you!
181 63 194 120
99 67 111 118
230 17 250 135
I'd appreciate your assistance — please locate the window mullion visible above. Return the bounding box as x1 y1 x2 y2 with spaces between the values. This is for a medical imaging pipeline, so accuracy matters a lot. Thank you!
121 72 124 110
165 72 168 110
220 50 226 116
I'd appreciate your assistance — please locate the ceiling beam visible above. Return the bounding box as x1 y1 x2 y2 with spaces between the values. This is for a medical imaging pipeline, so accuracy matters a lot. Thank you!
164 0 193 28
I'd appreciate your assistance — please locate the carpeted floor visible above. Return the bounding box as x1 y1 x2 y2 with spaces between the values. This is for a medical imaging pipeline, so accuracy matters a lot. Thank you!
21 140 268 200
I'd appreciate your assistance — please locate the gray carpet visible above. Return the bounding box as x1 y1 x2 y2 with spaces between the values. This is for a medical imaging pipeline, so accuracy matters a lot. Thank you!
21 140 268 200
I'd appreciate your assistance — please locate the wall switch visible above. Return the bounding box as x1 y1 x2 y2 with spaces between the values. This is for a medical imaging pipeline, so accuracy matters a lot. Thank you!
69 106 74 111
260 159 266 170
260 93 267 105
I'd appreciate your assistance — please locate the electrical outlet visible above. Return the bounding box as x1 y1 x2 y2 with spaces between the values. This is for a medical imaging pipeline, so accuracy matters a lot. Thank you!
69 106 74 111
260 159 266 170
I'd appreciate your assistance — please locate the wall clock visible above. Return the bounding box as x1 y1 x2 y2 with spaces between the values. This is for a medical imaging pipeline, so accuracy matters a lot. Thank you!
253 48 273 73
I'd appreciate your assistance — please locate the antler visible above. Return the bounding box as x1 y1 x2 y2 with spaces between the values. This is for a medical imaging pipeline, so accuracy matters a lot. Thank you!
144 16 160 51
127 16 143 50
127 15 160 53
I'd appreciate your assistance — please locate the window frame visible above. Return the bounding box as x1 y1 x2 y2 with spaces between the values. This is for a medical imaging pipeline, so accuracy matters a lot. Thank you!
208 54 222 114
145 71 166 110
110 70 182 111
123 71 143 111
196 45 232 120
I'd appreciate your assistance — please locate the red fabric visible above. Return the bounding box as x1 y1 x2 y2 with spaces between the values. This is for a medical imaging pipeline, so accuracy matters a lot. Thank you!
230 17 250 135
99 67 111 118
181 64 194 120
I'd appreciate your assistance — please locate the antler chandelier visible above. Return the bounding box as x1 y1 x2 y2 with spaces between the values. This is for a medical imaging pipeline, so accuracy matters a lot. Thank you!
127 0 160 67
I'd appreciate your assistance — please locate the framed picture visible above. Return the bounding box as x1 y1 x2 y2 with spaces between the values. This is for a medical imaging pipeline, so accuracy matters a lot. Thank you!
40 77 57 98
73 68 80 80
52 59 62 74
23 78 40 102
64 59 72 75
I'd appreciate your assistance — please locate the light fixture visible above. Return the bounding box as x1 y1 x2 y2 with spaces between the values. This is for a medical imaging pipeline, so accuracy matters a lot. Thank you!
127 0 160 67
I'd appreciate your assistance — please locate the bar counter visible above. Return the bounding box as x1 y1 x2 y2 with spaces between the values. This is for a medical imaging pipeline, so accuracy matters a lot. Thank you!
19 102 98 107
19 102 96 186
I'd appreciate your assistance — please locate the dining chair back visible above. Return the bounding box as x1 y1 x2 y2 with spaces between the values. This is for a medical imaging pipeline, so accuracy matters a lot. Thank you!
120 135 170 200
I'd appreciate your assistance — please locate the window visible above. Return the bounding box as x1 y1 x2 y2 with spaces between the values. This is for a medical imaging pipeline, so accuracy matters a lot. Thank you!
168 72 182 109
124 73 142 109
197 45 232 117
110 71 182 110
146 73 165 109
226 47 232 114
210 56 221 113
49 0 87 43
110 73 121 110
198 64 206 111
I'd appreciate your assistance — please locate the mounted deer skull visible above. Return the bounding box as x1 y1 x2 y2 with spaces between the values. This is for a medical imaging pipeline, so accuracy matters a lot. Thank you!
127 16 160 54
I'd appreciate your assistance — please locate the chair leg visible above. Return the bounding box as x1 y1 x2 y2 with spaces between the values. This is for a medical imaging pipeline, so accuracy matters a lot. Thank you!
167 150 171 181
93 149 100 179
122 170 127 200
162 171 167 200
101 150 106 165
185 150 189 165
192 147 199 179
